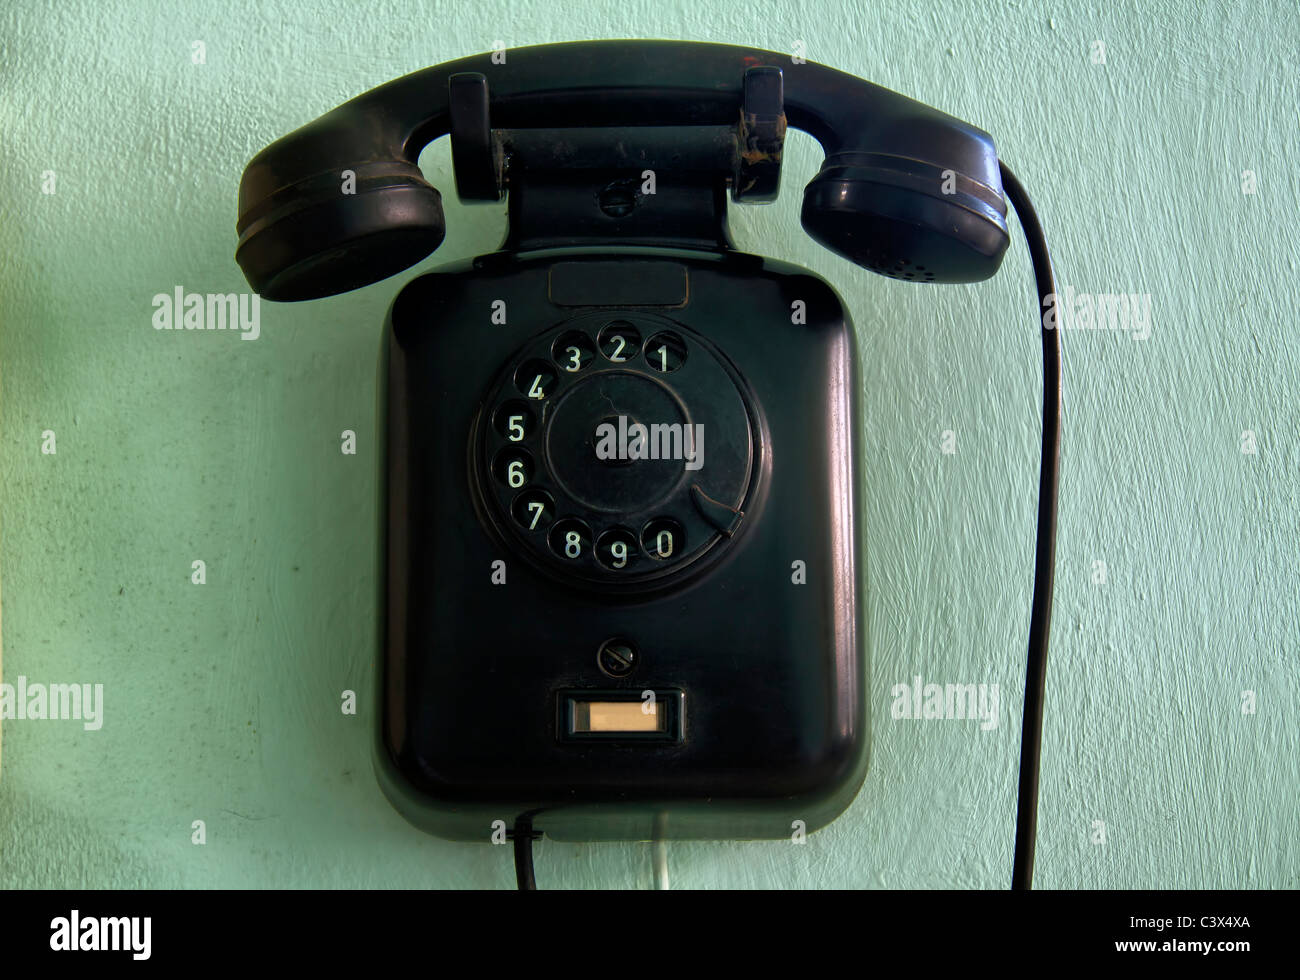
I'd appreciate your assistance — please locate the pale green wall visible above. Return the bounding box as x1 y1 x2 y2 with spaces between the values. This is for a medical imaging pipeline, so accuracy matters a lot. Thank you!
1 0 1296 888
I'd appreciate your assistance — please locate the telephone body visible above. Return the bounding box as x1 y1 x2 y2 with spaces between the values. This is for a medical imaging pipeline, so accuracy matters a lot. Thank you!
236 41 1014 842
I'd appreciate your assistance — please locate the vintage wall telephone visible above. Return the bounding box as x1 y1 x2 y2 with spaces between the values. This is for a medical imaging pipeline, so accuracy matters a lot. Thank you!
236 40 1060 889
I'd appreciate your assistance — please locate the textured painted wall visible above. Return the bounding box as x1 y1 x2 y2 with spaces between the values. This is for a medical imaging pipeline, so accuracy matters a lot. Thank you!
1 0 1296 889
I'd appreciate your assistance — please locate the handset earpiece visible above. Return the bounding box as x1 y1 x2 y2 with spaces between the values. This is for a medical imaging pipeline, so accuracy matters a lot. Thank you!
235 57 517 300
235 89 452 302
236 161 445 302
796 88 1010 283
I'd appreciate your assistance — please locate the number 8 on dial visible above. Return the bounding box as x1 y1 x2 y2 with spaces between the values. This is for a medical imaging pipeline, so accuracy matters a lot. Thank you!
549 519 592 560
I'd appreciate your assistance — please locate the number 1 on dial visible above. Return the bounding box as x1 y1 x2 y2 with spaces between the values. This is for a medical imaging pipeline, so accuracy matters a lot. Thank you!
646 332 685 373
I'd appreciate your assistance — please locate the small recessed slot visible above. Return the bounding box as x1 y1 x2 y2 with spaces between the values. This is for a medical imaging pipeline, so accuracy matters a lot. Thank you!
573 700 665 733
561 690 683 742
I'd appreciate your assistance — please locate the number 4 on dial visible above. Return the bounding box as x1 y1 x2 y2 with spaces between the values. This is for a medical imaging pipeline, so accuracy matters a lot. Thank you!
515 360 556 400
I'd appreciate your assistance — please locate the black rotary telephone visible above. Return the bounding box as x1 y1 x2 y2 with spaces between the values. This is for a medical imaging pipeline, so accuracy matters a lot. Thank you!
236 40 1060 890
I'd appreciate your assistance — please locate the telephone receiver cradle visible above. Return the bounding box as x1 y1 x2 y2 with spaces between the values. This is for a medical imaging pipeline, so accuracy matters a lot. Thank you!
235 40 1018 848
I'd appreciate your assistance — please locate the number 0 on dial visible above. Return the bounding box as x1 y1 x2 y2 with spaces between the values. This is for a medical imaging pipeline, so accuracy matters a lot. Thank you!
641 517 684 560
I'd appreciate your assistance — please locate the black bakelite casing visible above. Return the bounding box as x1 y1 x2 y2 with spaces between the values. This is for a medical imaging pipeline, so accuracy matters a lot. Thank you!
375 249 867 841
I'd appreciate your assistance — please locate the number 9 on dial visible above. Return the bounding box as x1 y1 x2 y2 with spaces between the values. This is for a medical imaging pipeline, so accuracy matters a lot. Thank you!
596 527 639 570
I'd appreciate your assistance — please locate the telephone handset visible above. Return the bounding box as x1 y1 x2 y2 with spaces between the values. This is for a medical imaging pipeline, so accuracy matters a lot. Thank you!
237 40 1059 890
236 40 1010 298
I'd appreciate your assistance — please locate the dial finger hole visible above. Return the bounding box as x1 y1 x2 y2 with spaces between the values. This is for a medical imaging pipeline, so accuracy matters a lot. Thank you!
515 360 557 400
493 400 535 442
511 488 554 532
644 332 686 372
493 448 534 490
596 527 640 570
598 322 641 363
549 518 592 561
641 517 684 561
552 331 597 373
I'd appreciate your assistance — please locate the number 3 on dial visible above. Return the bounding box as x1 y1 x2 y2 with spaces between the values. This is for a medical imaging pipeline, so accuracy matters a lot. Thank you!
551 331 595 373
